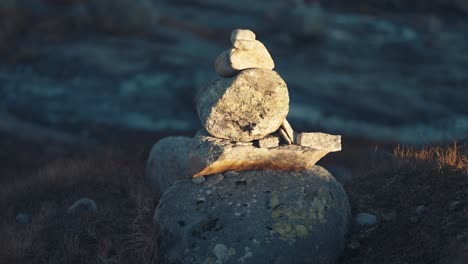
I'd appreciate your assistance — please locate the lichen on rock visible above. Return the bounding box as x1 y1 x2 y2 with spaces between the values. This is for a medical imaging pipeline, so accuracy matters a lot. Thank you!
154 167 350 264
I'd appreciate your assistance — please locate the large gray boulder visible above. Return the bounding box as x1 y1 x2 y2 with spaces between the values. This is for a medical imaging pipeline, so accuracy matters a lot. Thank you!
197 69 289 142
145 136 192 198
154 166 350 264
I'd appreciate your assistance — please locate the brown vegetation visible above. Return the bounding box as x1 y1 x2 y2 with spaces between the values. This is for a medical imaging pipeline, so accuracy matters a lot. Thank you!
394 141 468 172
0 142 158 264
341 141 468 264
1 129 467 264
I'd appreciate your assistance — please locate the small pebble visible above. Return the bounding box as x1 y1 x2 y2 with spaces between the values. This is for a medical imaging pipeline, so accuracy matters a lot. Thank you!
347 239 360 249
381 210 397 222
449 201 461 211
213 243 228 261
355 212 378 226
415 205 426 215
224 171 239 178
192 176 205 184
66 198 97 216
15 212 32 224
204 174 224 187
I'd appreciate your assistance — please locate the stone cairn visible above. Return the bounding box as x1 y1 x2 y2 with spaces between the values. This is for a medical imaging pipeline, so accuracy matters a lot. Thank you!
147 29 350 264
190 28 341 178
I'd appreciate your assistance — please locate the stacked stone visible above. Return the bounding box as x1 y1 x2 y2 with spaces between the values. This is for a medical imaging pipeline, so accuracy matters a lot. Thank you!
190 29 341 178
146 29 344 193
147 29 349 264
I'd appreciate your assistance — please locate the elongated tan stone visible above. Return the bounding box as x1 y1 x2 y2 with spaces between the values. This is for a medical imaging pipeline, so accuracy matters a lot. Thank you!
296 132 342 152
188 130 329 177
197 68 289 142
278 128 292 145
281 119 295 143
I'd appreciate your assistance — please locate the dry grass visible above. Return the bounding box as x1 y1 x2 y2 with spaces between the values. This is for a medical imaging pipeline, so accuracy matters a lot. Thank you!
394 141 468 172
0 146 158 264
342 140 468 264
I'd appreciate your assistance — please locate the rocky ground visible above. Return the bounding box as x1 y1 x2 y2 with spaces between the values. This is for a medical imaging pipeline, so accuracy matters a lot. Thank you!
0 130 466 263
0 0 467 263
1 0 467 145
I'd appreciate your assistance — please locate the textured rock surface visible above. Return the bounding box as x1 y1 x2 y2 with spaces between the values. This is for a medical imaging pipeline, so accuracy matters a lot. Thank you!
230 29 256 43
214 40 275 78
154 166 350 264
258 134 280 148
146 136 192 197
296 132 342 152
214 51 239 78
197 69 289 142
232 39 257 50
188 130 329 177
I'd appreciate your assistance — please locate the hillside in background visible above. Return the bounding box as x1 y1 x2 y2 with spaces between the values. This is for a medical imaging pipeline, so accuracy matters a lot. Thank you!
0 1 467 263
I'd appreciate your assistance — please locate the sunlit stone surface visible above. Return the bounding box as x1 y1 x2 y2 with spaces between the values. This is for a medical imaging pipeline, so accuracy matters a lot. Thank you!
188 130 333 177
197 69 289 142
155 166 350 264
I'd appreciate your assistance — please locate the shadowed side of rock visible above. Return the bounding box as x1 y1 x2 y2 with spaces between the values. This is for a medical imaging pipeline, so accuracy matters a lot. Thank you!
145 136 192 198
154 166 350 264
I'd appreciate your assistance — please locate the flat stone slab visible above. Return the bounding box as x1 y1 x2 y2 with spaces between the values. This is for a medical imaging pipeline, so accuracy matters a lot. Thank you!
197 69 289 142
154 166 350 264
296 132 341 152
188 130 330 177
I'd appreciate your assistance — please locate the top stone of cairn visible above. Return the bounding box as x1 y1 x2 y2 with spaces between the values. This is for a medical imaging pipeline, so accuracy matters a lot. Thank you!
215 29 275 78
230 29 256 43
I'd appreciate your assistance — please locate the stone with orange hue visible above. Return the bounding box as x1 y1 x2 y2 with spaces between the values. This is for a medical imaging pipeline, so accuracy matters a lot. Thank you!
188 130 329 177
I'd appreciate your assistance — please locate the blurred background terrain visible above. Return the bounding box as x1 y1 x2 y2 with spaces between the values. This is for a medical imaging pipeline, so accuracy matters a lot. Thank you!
0 1 467 264
0 0 467 145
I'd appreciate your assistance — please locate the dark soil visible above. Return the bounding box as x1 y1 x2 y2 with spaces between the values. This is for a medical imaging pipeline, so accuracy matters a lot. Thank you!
340 157 468 264
1 129 466 264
